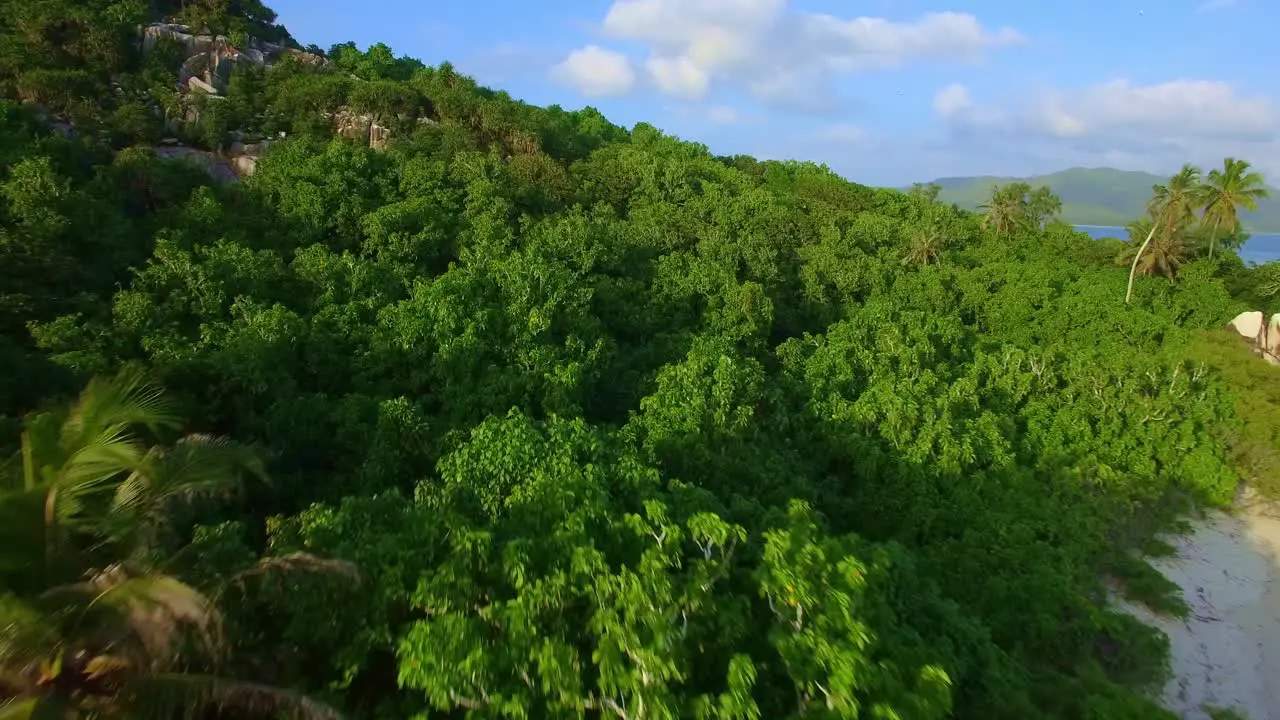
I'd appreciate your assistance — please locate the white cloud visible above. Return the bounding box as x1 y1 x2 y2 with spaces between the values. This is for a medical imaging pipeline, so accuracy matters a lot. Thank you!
646 56 709 98
551 45 636 97
602 0 782 60
587 0 1023 106
941 78 1280 179
932 83 971 118
1032 79 1277 139
799 12 1024 70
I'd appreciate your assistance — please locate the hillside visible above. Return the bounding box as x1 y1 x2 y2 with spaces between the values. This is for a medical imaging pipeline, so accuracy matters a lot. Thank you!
3 1 1280 719
925 167 1280 231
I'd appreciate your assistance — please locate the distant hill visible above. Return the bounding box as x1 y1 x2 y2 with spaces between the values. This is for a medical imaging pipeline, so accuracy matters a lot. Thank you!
919 167 1280 233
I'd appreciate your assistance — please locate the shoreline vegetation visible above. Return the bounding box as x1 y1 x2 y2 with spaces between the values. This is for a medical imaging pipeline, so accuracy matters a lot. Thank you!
2 0 1280 718
1122 160 1268 303
925 168 1280 235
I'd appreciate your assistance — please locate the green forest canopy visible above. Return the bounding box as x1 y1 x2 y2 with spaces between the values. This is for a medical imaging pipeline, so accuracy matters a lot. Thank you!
2 0 1280 718
926 167 1280 233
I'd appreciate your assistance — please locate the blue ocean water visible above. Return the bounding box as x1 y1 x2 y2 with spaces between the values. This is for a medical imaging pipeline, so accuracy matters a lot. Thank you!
1073 225 1280 265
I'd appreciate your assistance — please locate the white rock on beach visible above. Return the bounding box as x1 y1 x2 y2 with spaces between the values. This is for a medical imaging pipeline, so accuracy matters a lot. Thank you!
1229 311 1264 341
1115 498 1280 719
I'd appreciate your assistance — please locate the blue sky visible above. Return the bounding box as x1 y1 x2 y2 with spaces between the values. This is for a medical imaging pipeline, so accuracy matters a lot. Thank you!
265 0 1279 186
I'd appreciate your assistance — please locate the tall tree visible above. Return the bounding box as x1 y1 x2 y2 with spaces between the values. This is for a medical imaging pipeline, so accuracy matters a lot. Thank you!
979 183 1025 238
1201 157 1269 260
1122 216 1190 282
1027 185 1063 229
1126 164 1201 303
1155 164 1203 235
909 182 941 203
979 183 1061 235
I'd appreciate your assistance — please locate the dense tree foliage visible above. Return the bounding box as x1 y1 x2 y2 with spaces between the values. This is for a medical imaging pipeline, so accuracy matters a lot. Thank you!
3 1 1280 718
1121 160 1271 302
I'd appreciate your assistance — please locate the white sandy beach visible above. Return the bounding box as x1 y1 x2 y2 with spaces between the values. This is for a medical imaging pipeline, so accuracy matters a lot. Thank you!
1116 496 1280 720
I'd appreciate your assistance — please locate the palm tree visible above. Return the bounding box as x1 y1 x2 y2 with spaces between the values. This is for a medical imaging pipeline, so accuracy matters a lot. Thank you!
3 367 263 576
979 184 1025 238
0 367 351 719
0 564 348 719
1201 157 1269 260
1122 216 1191 281
1156 164 1203 232
1125 209 1160 305
1126 165 1202 303
1124 217 1155 247
901 227 946 266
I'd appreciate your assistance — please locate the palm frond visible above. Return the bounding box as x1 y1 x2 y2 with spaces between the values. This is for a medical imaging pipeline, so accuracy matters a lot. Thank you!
123 673 344 720
82 653 132 681
901 228 945 266
55 435 147 505
59 367 179 453
112 434 266 519
15 370 180 541
41 570 221 668
1125 218 1154 244
88 571 215 622
1202 158 1269 231
230 553 361 587
93 572 221 664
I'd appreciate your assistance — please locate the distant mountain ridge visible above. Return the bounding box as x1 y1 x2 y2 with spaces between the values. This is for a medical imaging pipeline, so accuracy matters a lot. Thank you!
917 167 1280 233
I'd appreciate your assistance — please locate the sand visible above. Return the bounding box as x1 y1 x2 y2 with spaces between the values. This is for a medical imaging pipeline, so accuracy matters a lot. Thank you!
1115 495 1280 720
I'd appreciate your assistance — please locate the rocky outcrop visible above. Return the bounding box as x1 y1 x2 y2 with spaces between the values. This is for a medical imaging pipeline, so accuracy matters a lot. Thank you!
331 108 372 144
152 139 272 182
327 107 407 150
224 139 271 176
370 121 393 151
1231 311 1265 341
1270 314 1280 359
139 23 424 150
140 23 331 97
22 103 78 139
154 144 239 182
1228 310 1280 364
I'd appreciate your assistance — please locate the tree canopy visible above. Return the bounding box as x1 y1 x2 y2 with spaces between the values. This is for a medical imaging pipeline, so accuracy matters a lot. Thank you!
2 0 1280 718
